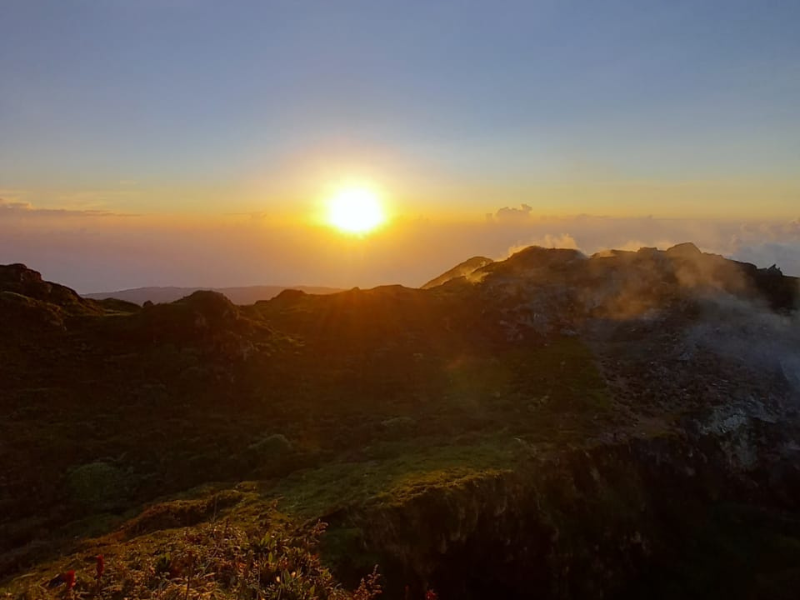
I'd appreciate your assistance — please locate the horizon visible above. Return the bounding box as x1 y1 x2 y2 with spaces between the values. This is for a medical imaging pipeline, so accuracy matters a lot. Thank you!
12 232 800 296
7 215 800 294
2 0 799 291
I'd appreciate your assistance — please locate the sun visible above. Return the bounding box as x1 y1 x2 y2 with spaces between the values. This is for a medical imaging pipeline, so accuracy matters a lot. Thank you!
326 185 387 234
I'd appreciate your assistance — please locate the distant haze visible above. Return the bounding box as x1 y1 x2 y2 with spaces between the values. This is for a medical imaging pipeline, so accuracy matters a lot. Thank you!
84 286 341 306
2 211 799 293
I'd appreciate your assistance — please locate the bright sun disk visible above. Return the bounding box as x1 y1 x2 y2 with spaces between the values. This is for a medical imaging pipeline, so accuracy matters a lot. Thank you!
326 186 386 234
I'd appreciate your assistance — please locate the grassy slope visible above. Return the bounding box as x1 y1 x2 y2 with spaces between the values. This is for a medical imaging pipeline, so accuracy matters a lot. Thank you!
1 275 618 592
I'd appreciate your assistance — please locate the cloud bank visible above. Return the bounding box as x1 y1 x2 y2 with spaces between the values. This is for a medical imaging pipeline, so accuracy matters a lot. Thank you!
1 200 799 293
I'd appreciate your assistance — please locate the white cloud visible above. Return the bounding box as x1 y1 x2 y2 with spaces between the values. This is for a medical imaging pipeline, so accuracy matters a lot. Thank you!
493 203 533 221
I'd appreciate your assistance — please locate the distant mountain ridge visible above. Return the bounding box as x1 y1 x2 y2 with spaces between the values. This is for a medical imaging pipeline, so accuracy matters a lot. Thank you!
84 284 343 305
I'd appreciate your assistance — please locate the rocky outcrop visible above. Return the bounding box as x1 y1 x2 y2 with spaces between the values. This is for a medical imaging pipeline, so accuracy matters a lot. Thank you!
441 244 800 340
340 420 800 599
0 263 102 316
422 256 494 289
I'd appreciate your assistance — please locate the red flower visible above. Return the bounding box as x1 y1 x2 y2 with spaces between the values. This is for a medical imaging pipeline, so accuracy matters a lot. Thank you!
96 555 105 579
63 570 76 590
425 591 438 600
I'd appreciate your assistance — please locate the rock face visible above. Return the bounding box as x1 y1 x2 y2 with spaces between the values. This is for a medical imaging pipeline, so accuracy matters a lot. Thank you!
347 431 800 599
443 243 799 340
0 265 106 338
0 264 102 316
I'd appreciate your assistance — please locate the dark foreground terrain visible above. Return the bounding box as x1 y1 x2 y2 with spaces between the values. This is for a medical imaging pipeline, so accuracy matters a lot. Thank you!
2 243 800 599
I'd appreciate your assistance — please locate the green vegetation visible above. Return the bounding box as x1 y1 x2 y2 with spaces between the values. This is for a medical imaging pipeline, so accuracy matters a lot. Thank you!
271 436 520 518
122 490 245 537
0 275 615 586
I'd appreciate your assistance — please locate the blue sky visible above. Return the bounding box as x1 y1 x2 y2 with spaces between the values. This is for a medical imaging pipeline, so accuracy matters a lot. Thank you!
1 1 800 289
2 0 799 214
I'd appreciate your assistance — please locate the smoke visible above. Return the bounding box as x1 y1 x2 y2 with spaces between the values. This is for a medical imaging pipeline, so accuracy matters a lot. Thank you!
684 295 800 394
490 215 800 277
571 238 799 326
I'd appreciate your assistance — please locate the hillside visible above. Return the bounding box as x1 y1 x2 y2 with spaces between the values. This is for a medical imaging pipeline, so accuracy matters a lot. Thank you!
2 245 800 599
421 256 493 289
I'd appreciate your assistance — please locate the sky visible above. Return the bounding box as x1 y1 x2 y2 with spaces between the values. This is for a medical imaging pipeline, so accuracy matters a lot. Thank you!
1 0 799 291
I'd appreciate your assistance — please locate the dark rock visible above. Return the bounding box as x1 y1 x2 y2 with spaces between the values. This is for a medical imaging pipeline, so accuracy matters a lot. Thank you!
665 242 702 259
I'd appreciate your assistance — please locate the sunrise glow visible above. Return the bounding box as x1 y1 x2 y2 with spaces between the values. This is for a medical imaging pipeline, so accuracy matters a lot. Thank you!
326 186 387 234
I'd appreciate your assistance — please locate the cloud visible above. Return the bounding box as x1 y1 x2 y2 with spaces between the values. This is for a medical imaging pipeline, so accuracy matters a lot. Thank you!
735 219 800 243
0 198 138 218
492 203 532 221
726 217 800 276
731 242 800 277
